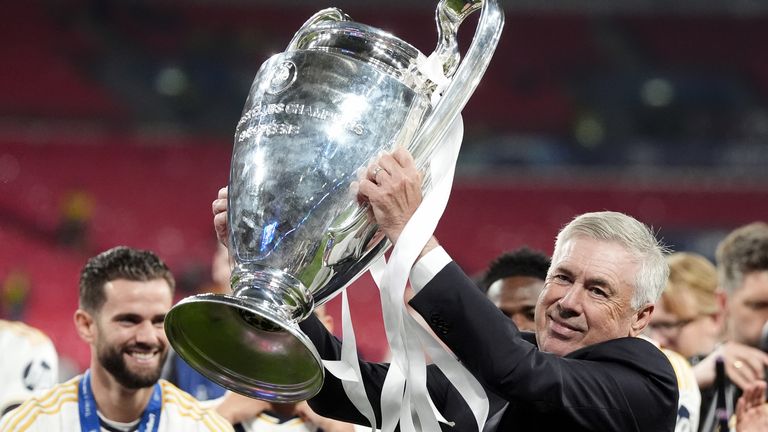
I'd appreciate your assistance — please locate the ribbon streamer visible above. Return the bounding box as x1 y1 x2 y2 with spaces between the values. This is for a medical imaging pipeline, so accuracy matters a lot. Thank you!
323 114 489 432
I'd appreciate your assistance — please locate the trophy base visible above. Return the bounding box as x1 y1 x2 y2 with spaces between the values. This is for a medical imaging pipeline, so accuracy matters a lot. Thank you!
164 293 324 403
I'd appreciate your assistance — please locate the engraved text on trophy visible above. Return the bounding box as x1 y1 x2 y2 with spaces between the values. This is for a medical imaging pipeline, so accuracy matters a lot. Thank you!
237 100 366 142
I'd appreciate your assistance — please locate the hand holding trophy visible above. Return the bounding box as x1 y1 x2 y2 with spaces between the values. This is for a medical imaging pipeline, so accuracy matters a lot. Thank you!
165 0 503 405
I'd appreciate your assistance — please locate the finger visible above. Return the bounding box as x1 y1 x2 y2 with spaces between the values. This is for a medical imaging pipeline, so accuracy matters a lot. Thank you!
214 211 229 247
214 212 228 229
212 198 228 215
392 146 415 169
728 363 755 391
356 165 368 182
357 178 378 199
737 395 748 419
758 381 768 403
747 381 767 406
725 345 764 383
745 356 766 381
367 165 386 184
218 186 228 199
736 350 766 381
376 154 398 180
390 148 422 187
349 180 360 199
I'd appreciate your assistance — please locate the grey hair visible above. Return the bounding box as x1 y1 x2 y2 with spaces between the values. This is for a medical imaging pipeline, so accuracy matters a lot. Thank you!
716 222 768 294
552 211 670 310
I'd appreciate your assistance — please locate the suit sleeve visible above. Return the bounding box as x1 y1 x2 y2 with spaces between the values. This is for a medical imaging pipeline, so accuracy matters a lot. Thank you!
408 261 678 432
298 313 483 431
298 314 385 426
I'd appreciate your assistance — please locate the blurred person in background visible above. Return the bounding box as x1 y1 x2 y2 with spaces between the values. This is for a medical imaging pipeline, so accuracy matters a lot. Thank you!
695 223 768 431
2 269 32 321
644 253 714 432
648 252 725 362
0 246 232 432
479 247 550 332
0 320 59 418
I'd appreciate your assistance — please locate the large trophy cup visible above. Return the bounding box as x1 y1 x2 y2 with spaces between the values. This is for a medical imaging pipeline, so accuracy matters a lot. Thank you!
165 0 503 402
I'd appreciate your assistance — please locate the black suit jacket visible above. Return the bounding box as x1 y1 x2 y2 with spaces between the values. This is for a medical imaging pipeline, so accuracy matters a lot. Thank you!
300 262 678 431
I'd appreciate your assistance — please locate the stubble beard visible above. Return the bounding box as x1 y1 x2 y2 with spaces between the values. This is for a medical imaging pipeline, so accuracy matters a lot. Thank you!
98 342 168 389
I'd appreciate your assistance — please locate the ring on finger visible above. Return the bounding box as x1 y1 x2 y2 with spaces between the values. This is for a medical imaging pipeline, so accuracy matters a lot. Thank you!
372 165 385 181
733 360 744 369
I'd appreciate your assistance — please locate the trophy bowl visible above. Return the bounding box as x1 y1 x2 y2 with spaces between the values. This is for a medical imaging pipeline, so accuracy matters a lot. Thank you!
165 0 503 402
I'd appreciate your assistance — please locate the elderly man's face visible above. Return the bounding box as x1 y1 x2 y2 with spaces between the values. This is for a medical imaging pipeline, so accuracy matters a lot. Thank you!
535 236 652 356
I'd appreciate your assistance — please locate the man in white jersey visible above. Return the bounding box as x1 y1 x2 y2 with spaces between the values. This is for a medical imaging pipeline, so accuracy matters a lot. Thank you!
0 320 59 417
0 246 232 432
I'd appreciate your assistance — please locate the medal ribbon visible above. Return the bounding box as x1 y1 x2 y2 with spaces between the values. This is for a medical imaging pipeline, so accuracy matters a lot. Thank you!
78 369 162 432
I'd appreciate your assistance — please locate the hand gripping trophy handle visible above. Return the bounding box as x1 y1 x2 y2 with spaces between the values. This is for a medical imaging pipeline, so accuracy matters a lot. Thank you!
164 0 504 403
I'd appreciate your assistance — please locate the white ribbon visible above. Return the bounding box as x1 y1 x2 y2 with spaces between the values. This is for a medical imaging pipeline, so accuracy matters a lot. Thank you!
323 114 488 432
417 52 452 107
322 290 378 430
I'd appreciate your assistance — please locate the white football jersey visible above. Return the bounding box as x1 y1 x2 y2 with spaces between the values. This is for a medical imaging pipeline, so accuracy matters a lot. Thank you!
0 320 59 416
241 412 317 432
0 377 233 431
241 412 372 432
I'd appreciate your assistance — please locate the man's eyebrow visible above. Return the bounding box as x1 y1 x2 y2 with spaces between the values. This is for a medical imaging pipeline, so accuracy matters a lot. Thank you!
549 265 574 278
112 313 141 321
584 277 615 295
111 313 167 322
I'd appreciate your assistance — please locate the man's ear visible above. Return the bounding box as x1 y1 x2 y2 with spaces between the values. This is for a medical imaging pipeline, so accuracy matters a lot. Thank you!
74 309 96 344
630 304 654 337
713 290 728 330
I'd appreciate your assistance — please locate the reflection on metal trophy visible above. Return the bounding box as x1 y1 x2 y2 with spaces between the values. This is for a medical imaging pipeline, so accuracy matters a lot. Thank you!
165 0 503 402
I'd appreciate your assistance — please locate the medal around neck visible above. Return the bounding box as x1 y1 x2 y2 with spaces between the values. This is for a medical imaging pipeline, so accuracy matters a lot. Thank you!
165 0 504 403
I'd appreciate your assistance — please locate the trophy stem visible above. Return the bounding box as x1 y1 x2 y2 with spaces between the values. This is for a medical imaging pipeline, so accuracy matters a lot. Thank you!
230 264 314 327
164 265 323 402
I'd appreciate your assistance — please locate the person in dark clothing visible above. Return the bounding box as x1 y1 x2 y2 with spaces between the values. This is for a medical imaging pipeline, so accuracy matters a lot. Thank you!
211 148 679 431
479 247 550 331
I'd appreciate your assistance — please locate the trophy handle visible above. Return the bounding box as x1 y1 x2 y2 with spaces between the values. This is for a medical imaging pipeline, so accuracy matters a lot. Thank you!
322 1 503 262
409 0 504 168
287 8 351 50
434 0 483 77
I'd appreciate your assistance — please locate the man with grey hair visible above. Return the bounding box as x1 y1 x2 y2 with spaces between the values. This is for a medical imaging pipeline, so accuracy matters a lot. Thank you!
717 222 768 349
695 222 768 431
211 149 679 431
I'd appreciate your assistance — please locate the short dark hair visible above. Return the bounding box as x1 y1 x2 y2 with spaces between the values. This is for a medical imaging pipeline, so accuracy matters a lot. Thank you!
480 247 551 293
79 246 175 312
716 222 768 293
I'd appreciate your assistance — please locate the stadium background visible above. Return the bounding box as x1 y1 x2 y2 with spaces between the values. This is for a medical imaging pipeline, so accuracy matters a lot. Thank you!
1 0 767 374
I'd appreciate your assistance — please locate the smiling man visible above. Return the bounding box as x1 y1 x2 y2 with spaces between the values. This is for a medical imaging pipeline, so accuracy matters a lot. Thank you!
276 149 678 431
0 246 232 432
210 149 679 431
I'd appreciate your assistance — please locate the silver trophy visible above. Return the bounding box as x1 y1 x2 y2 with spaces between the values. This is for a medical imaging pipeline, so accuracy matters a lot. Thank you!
165 0 503 402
